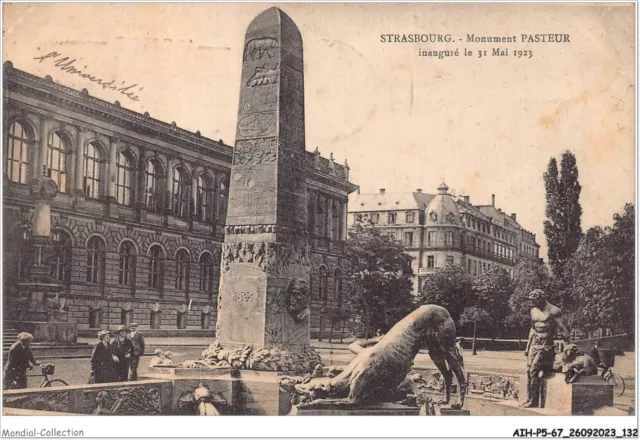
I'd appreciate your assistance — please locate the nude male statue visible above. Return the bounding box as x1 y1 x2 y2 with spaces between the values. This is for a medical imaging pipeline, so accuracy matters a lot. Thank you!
520 289 570 408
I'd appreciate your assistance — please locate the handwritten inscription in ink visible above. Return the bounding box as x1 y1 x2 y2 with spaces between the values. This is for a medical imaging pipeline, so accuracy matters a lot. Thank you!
33 51 144 102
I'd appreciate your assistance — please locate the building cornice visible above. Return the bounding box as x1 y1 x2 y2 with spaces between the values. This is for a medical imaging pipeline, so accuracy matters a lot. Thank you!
4 62 234 162
4 63 359 194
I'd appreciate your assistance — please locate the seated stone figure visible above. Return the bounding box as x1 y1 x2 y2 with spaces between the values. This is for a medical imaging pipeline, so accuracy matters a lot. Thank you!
553 344 598 383
294 304 466 409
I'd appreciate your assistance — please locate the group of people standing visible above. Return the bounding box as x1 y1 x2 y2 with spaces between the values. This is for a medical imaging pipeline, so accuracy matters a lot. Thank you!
90 323 145 384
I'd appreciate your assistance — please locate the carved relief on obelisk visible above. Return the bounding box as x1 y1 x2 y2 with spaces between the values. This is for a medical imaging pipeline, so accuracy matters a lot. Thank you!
217 7 310 352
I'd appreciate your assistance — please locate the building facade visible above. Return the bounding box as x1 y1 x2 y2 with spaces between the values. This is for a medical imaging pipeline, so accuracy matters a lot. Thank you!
2 63 357 337
348 183 541 295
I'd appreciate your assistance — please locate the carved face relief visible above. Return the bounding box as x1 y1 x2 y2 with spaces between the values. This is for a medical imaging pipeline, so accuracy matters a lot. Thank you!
429 211 438 221
286 278 310 321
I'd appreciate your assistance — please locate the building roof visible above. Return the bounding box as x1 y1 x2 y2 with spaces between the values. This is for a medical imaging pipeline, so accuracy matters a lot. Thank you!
4 62 359 194
349 190 433 212
425 182 461 226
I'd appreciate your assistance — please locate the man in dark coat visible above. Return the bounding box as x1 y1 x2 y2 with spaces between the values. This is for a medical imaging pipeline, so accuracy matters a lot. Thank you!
128 323 145 381
3 332 40 389
112 325 133 382
89 330 119 384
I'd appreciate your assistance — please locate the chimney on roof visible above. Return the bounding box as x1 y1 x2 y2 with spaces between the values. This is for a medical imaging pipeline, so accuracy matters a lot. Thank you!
379 188 386 195
463 195 470 204
416 188 422 193
511 213 517 221
357 186 361 195
492 194 495 206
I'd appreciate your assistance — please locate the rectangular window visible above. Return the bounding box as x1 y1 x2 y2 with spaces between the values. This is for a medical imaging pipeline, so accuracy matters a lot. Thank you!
388 212 396 224
427 255 435 268
406 212 415 223
467 259 471 273
371 213 379 224
446 255 454 266
427 231 435 246
445 231 453 246
404 231 413 248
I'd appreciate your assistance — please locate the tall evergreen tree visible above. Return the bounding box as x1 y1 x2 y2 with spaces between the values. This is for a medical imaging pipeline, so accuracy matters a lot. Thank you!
543 151 583 283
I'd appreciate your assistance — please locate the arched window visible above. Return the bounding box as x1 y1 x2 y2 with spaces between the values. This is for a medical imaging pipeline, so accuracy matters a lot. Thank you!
172 167 190 218
51 230 72 284
332 201 340 239
307 193 315 234
148 245 164 288
116 152 135 206
144 159 164 213
315 197 325 237
334 268 343 307
196 174 214 222
319 266 328 300
5 121 30 184
218 178 228 220
84 142 103 199
118 241 136 286
47 132 69 192
199 252 215 294
86 236 105 283
175 249 190 290
16 224 32 280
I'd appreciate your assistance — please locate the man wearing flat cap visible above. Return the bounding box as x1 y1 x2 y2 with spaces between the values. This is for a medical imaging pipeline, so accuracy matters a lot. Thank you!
3 332 40 389
89 330 119 384
521 289 570 408
112 325 134 382
128 323 145 381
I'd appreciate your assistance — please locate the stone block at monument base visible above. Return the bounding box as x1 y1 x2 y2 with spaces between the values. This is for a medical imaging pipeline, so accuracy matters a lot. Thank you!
143 367 288 415
519 374 613 415
289 402 421 416
16 321 77 343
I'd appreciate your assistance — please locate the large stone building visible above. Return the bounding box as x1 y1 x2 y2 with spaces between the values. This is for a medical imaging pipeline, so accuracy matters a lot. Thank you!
2 62 357 338
348 183 540 294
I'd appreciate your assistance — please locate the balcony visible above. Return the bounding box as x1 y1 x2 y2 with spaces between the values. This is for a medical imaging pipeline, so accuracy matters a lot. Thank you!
462 243 516 265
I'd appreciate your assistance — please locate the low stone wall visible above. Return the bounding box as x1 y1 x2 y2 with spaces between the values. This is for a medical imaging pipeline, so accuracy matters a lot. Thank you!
2 379 172 415
416 369 520 401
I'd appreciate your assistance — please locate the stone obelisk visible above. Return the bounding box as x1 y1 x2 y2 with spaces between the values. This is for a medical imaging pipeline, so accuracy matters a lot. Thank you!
217 7 310 353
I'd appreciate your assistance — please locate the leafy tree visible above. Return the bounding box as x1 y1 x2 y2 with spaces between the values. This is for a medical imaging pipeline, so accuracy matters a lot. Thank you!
543 151 583 289
507 259 552 339
472 266 513 339
343 224 415 338
459 306 492 355
570 204 635 337
418 265 474 324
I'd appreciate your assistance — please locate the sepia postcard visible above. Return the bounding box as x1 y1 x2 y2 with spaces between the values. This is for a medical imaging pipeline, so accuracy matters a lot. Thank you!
0 1 637 438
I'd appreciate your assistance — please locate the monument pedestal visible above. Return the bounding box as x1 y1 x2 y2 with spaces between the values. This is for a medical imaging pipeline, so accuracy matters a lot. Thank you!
12 321 77 344
7 170 78 345
143 367 289 415
519 374 613 415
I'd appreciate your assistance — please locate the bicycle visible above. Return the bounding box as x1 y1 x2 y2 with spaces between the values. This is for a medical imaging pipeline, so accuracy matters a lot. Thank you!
27 363 68 388
600 366 625 397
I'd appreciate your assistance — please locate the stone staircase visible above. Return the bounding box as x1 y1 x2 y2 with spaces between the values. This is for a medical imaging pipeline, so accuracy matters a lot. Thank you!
2 322 21 350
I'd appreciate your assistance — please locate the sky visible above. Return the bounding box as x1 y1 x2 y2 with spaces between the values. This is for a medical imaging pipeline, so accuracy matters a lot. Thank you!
3 2 635 259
